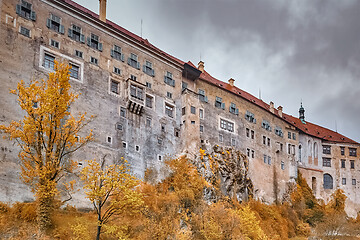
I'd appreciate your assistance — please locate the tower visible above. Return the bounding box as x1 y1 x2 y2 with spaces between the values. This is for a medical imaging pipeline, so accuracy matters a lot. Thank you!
299 102 305 123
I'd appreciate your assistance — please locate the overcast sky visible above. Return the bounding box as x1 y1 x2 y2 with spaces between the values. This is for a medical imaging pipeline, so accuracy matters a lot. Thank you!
73 0 360 143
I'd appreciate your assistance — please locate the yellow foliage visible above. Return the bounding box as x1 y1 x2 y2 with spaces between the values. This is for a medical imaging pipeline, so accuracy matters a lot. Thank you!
0 62 93 231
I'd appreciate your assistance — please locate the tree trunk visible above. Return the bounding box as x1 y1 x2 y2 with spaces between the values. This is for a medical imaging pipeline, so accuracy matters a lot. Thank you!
37 194 53 232
96 225 102 240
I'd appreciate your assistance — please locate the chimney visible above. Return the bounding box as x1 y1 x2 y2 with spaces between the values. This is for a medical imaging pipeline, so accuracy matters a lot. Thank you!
99 0 107 22
269 101 274 113
228 78 235 87
198 61 204 73
277 106 283 118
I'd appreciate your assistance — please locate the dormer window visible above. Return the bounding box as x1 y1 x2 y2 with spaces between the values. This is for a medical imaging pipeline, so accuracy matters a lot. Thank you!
262 120 271 131
198 89 208 102
68 24 85 43
229 102 239 115
245 111 256 123
215 97 225 109
87 33 103 51
274 126 283 137
164 71 175 87
128 53 140 69
143 61 155 76
111 45 124 61
46 14 64 34
16 0 36 21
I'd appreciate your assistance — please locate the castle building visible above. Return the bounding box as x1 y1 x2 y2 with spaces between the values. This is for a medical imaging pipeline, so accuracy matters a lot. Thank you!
0 0 359 216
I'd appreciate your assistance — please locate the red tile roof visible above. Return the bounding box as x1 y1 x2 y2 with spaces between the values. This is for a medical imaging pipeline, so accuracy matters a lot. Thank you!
58 0 358 145
197 66 359 145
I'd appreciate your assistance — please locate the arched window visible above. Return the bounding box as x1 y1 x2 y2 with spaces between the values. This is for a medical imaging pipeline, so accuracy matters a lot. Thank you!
314 142 318 158
323 174 333 189
298 145 302 162
308 140 312 157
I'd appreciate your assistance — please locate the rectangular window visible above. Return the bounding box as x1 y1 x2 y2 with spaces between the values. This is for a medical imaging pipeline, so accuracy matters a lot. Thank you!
268 156 271 165
143 60 155 76
68 24 84 42
281 161 285 170
50 39 59 48
146 82 152 89
350 160 355 169
200 125 204 132
323 145 331 154
146 95 153 108
69 64 79 79
120 107 126 118
116 123 122 131
165 103 174 118
111 45 124 61
231 138 236 146
199 109 204 119
349 148 357 157
292 133 296 140
130 75 137 81
167 92 173 99
267 138 270 147
130 85 143 100
127 53 140 69
182 107 186 116
261 120 271 131
191 106 196 114
215 96 225 109
251 150 255 158
341 159 346 169
229 102 238 114
87 33 102 51
16 1 36 21
113 67 121 75
246 128 250 138
110 80 119 94
164 71 175 87
198 89 208 102
219 134 223 142
275 126 283 137
352 179 356 185
47 14 64 34
182 82 188 91
341 147 345 156
191 121 195 124
342 178 346 185
245 111 256 123
43 53 55 70
263 154 267 163
20 26 30 37
288 132 291 139
75 50 83 58
263 136 266 145
251 130 254 139
90 56 98 65
323 157 331 167
220 119 234 132
146 117 152 127
247 148 251 157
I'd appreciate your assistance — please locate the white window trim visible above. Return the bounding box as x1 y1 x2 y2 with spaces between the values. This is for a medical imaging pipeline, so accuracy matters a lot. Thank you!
119 106 126 118
6 14 16 27
199 108 204 119
19 25 31 38
122 141 127 148
106 136 112 144
49 38 60 49
164 101 175 119
108 77 121 97
135 145 140 152
158 154 163 161
145 93 155 109
39 46 84 83
218 116 236 133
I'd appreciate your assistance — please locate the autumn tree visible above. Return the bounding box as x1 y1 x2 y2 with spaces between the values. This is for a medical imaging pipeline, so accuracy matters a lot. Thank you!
80 157 143 240
0 62 93 232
